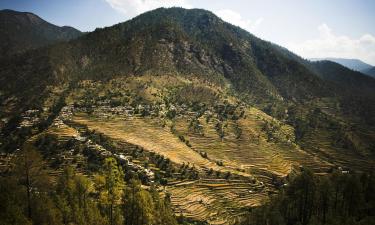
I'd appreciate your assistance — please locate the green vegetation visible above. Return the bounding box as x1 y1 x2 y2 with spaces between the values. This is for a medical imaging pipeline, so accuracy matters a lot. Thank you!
0 147 179 225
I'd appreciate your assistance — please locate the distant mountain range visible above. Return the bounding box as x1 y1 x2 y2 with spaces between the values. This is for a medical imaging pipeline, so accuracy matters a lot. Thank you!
0 9 82 58
361 66 375 78
310 57 375 78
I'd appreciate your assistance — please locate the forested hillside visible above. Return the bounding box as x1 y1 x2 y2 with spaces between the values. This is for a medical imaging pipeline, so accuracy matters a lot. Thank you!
0 9 82 57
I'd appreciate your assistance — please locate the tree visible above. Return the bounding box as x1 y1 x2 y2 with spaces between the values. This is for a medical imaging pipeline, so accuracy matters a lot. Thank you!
31 194 63 225
151 189 178 225
343 174 363 217
12 144 50 219
98 158 125 225
241 170 375 225
0 177 31 225
287 169 315 225
215 121 225 140
315 177 332 224
361 172 375 217
123 179 154 225
56 167 106 225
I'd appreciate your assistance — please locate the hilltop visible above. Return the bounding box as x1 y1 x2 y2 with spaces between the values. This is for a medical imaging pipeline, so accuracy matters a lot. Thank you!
0 9 82 57
310 57 373 71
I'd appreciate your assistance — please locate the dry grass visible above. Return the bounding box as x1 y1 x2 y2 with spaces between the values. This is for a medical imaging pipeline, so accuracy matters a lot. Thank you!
47 124 78 138
174 107 332 178
72 115 250 177
167 179 268 224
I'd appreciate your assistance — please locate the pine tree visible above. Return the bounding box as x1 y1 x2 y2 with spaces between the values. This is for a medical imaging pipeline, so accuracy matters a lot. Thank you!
123 179 154 225
0 177 31 225
56 167 107 225
98 157 125 225
12 144 50 219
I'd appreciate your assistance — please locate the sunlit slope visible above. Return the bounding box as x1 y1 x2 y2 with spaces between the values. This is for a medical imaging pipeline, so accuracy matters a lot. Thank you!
167 179 269 225
72 115 244 174
72 107 332 178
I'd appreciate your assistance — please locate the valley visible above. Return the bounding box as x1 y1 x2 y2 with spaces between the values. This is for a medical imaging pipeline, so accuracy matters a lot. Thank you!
12 73 370 224
1 6 375 225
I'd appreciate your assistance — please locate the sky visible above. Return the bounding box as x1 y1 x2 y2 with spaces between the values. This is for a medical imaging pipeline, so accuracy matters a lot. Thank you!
1 0 375 65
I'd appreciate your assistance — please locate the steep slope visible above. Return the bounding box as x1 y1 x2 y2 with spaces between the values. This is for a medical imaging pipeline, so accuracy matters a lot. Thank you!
0 9 82 57
86 8 331 102
0 8 333 111
309 60 375 124
310 60 375 95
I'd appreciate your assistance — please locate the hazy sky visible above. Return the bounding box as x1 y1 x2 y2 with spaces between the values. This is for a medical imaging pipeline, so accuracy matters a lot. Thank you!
1 0 375 64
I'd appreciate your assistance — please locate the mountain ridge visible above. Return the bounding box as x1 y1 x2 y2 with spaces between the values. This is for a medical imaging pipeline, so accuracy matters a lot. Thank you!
310 57 373 71
0 9 82 57
1 7 375 125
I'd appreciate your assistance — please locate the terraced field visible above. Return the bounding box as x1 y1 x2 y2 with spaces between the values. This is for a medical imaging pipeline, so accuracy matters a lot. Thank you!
174 108 332 177
68 108 374 224
72 115 250 177
21 123 87 182
72 109 332 176
47 123 79 140
167 179 270 225
302 128 375 172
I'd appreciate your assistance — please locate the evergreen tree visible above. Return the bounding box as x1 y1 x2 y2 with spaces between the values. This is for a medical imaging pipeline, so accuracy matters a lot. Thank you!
0 177 31 225
12 145 50 219
56 167 107 225
98 158 125 225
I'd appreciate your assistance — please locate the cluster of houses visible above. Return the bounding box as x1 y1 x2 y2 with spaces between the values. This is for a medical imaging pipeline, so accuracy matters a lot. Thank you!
59 105 74 120
52 105 74 128
337 166 350 174
18 109 40 128
17 100 245 131
114 153 155 180
73 102 212 120
72 133 155 181
52 148 86 173
84 139 113 157
92 105 135 118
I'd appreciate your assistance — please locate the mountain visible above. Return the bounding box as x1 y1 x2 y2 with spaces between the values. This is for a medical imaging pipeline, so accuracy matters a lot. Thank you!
361 66 375 78
0 9 82 57
0 8 333 109
1 8 375 224
310 57 373 71
1 7 374 150
311 58 375 78
310 60 375 95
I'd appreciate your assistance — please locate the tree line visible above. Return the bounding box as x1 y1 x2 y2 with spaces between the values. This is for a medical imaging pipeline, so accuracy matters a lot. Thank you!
241 169 375 225
0 146 178 225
